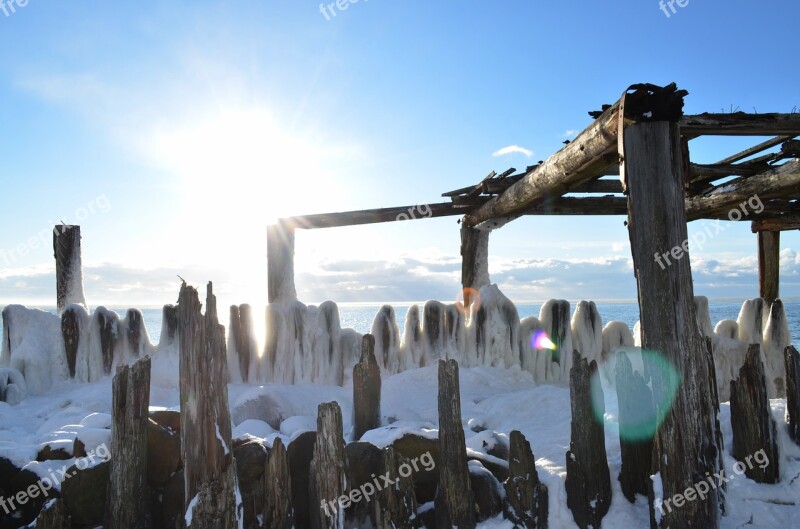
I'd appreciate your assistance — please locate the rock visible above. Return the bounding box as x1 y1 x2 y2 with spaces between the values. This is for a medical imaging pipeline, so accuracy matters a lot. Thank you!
36 445 71 462
3 469 50 527
469 461 503 522
151 468 184 529
232 393 287 430
287 431 316 529
147 418 181 487
391 433 440 505
73 438 87 458
61 460 109 526
150 410 181 434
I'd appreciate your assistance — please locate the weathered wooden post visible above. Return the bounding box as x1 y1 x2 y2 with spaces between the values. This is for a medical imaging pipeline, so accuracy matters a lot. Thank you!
264 438 293 529
268 221 298 303
61 307 80 378
178 282 239 528
622 84 722 528
615 350 654 502
35 499 70 529
373 446 420 529
786 346 800 445
565 351 611 529
757 231 780 306
730 344 780 483
310 402 347 529
504 430 548 529
435 359 476 529
353 334 381 440
460 225 490 308
53 224 86 315
95 308 120 375
107 356 151 529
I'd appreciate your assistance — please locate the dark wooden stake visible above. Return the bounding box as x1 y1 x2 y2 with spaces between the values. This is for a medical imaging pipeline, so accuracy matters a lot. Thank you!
53 224 86 315
730 344 780 483
178 282 238 529
565 351 611 529
503 430 548 529
786 346 800 445
758 231 780 306
35 499 70 529
95 308 119 375
310 402 347 529
107 356 151 529
624 119 722 528
615 350 654 503
61 307 80 378
435 359 476 529
264 438 293 529
373 446 420 529
353 334 381 440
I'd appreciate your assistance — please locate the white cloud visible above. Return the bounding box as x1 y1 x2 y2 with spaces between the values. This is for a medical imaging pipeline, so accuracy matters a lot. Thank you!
492 145 534 158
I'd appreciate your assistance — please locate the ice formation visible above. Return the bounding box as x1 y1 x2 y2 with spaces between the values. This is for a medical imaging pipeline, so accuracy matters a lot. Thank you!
736 298 767 345
421 300 447 367
467 285 520 369
371 305 401 374
714 320 739 340
571 300 603 364
0 367 27 404
519 316 547 382
400 305 423 371
539 299 573 383
763 300 790 398
694 296 714 339
600 321 636 386
1 305 66 395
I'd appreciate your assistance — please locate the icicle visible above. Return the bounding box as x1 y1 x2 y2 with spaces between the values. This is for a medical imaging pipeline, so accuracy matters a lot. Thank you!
539 299 573 382
571 301 603 364
400 305 423 370
444 304 466 363
313 301 343 386
371 305 401 374
422 301 447 367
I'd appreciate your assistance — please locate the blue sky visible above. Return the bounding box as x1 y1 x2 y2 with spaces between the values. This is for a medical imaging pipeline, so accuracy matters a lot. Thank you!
0 0 798 309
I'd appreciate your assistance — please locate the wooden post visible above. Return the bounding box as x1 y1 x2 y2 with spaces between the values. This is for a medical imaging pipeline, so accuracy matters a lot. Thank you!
238 304 254 382
53 224 86 315
565 351 611 529
35 499 70 529
758 231 780 305
503 430 548 529
107 356 151 529
268 222 297 303
310 402 347 529
373 446 420 529
786 346 800 445
460 225 490 308
95 308 119 375
624 118 722 528
435 359 476 529
178 282 238 529
264 438 293 529
730 344 780 483
61 307 80 378
614 350 654 503
353 334 381 440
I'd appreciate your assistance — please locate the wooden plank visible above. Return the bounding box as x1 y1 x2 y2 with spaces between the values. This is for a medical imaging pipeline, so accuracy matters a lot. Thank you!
752 213 800 232
624 121 722 528
758 231 780 304
716 135 794 164
681 113 800 136
107 356 151 529
686 159 800 220
285 203 467 229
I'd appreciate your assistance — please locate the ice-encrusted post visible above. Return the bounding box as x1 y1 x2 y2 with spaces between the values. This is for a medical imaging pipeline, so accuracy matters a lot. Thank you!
268 222 297 303
309 402 346 529
623 96 722 528
435 359 476 529
757 231 780 306
460 225 490 308
53 224 86 315
107 356 151 529
730 344 780 483
353 334 381 440
178 282 238 529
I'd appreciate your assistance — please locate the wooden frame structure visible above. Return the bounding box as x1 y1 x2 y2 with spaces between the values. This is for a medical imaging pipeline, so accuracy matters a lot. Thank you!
268 83 800 528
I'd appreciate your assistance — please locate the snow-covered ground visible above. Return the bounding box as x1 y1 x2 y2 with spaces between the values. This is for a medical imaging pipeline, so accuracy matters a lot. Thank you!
1 363 798 528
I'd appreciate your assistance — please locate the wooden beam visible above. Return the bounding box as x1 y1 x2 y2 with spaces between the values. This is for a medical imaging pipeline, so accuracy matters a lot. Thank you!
623 121 721 528
758 231 780 304
686 159 800 220
717 135 795 164
463 84 687 229
752 213 800 232
681 113 800 137
284 203 466 229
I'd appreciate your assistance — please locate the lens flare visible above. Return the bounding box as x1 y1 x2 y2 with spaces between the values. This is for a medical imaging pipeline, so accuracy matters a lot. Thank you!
455 288 481 315
531 330 558 350
591 347 681 442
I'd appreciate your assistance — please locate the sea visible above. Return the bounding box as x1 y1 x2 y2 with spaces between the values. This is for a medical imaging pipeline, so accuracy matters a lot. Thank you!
5 301 798 348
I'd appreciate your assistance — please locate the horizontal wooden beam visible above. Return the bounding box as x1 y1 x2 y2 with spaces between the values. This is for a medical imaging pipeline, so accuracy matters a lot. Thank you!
717 135 795 164
686 159 800 220
752 213 800 233
681 113 800 137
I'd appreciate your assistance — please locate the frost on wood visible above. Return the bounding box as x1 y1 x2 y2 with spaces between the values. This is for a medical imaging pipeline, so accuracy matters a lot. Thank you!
539 299 573 383
694 296 714 339
763 300 790 398
571 300 603 365
737 298 767 346
53 224 87 316
372 305 401 374
468 284 520 370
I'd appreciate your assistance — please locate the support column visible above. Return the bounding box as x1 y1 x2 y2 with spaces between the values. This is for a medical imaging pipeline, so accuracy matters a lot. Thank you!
758 230 780 305
53 224 87 315
460 225 490 307
267 222 297 304
624 119 721 528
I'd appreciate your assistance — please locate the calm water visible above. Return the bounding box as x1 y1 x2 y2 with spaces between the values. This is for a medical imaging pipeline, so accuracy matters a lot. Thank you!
2 302 799 348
